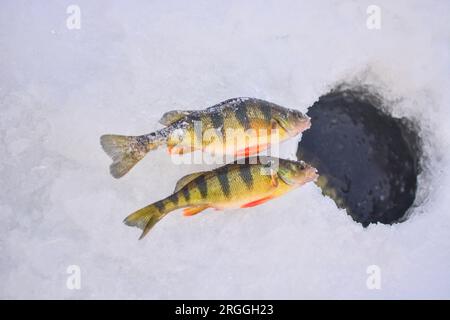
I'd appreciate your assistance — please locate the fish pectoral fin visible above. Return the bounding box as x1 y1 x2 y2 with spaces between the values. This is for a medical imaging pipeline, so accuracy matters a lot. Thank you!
241 196 274 208
272 114 289 133
159 110 194 126
183 206 209 216
271 169 279 187
270 118 278 131
277 168 296 185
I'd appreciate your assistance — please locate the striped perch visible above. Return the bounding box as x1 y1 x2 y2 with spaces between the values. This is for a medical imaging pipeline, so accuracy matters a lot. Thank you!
100 98 311 178
124 157 318 239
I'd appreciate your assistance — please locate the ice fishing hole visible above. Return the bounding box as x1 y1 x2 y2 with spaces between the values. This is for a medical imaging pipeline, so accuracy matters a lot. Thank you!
297 86 422 226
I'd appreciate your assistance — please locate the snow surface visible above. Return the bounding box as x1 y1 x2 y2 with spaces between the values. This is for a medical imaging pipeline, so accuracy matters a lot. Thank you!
1 0 449 299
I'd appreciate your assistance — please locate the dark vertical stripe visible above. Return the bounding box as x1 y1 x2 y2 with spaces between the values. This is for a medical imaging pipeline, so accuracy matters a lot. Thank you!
217 167 231 198
191 114 203 145
261 104 273 123
210 112 224 133
239 165 253 190
210 112 225 143
182 187 190 201
154 200 165 213
235 103 251 130
195 175 208 199
169 193 179 205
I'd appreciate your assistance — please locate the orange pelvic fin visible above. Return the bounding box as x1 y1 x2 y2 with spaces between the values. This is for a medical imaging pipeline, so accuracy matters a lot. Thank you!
241 195 274 208
183 206 208 216
168 144 194 155
168 146 183 155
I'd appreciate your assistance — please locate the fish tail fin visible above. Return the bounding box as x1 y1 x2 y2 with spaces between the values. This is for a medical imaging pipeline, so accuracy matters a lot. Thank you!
100 133 163 178
123 199 175 239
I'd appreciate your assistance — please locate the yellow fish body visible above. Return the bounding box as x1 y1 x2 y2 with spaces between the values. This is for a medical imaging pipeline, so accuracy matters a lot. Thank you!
124 157 318 239
101 98 310 178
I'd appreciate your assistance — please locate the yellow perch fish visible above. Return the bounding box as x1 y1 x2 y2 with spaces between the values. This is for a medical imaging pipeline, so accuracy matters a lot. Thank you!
101 98 310 178
124 157 318 239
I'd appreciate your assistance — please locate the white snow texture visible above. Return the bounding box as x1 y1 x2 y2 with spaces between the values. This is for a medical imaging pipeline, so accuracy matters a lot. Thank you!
1 0 449 299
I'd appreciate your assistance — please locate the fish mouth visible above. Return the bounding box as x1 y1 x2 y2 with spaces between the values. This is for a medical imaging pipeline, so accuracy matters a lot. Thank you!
300 115 312 131
292 115 311 135
286 118 311 138
305 167 319 182
294 162 318 184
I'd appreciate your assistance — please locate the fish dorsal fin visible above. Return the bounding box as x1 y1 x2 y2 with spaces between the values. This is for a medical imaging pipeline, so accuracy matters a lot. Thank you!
159 110 194 126
174 171 207 193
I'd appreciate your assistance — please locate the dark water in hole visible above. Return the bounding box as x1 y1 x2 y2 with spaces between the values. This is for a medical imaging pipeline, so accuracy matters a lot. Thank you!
297 88 422 226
